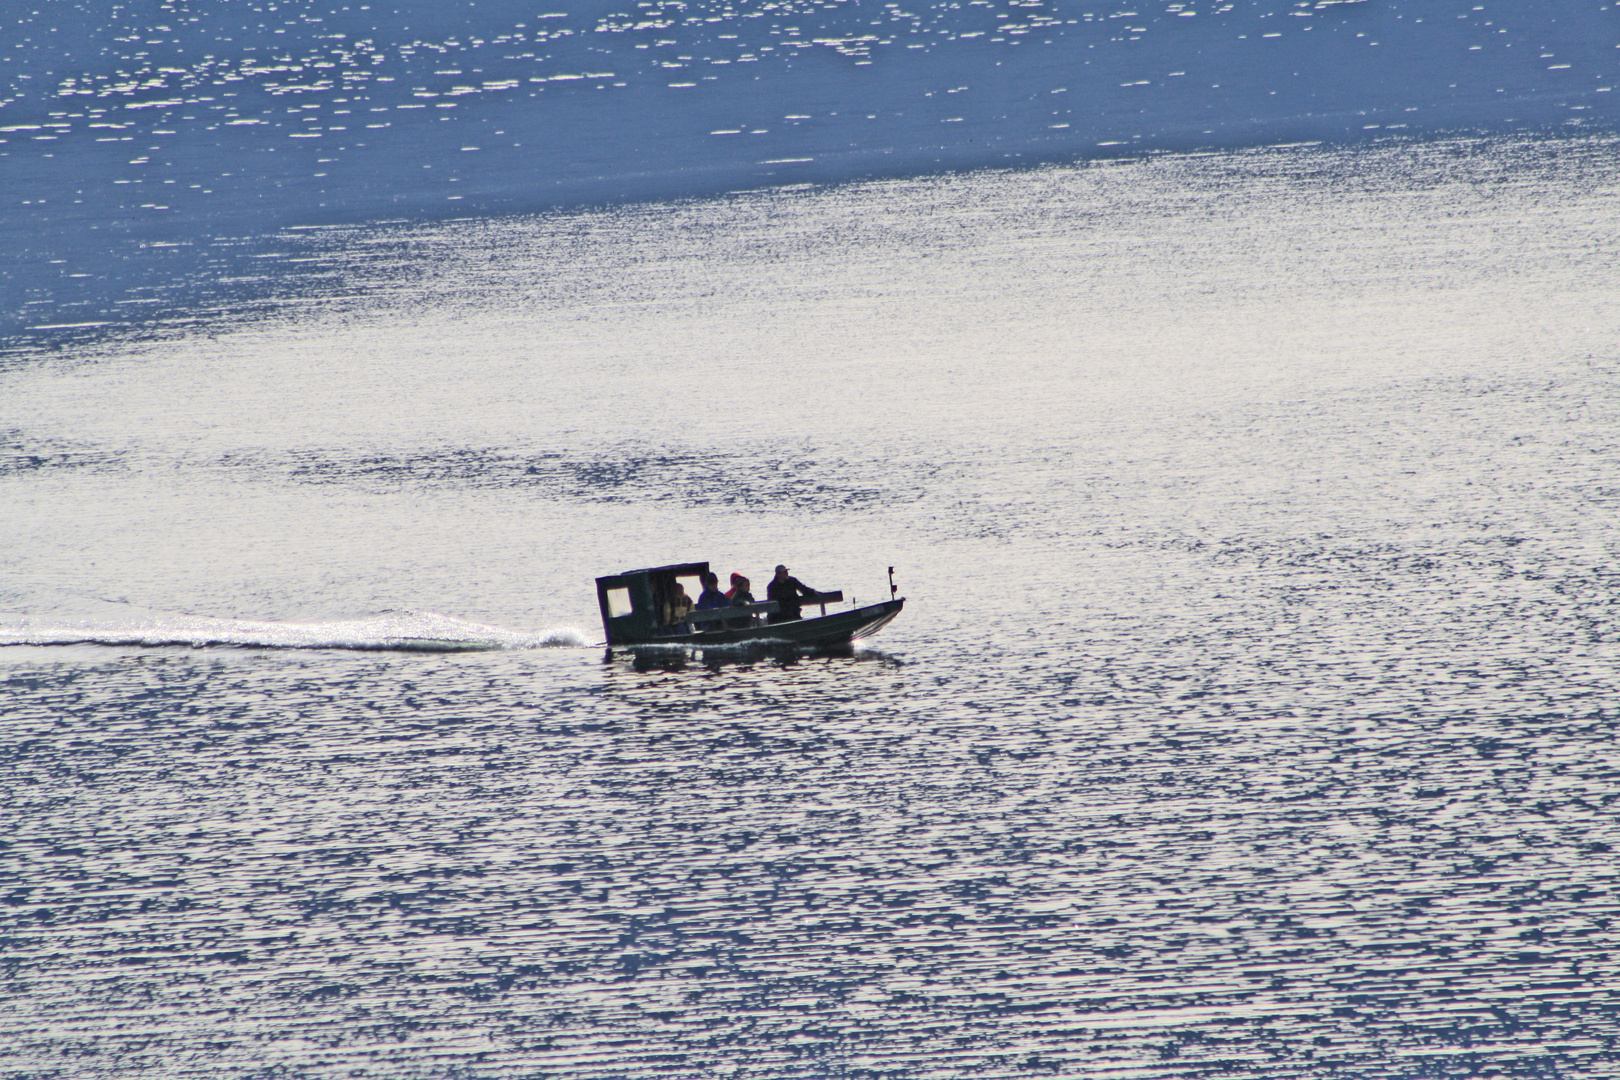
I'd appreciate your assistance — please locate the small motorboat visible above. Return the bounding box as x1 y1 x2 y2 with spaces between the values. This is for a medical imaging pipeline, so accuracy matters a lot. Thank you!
595 561 903 649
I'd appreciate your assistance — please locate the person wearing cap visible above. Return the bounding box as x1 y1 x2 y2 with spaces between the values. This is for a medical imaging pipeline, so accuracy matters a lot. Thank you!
765 564 820 624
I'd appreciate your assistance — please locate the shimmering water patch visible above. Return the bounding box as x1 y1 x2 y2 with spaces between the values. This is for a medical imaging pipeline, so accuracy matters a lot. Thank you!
2 650 1617 1077
5 133 1620 1077
6 0 1620 343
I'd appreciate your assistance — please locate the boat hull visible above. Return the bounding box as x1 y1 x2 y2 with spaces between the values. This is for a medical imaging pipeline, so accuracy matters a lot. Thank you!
612 599 903 650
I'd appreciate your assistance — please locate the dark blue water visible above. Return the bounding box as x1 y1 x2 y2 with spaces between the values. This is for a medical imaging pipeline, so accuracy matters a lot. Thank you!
6 3 1620 1077
5 0 1620 348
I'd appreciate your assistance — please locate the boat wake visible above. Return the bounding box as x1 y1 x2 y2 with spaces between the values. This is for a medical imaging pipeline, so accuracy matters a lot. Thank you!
0 610 590 653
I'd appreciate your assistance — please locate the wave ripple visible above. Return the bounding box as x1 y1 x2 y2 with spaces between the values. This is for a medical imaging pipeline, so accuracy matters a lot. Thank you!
0 610 588 652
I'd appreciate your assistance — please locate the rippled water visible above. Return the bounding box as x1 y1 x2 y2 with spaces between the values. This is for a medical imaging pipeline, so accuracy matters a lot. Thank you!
5 136 1620 1076
6 0 1618 343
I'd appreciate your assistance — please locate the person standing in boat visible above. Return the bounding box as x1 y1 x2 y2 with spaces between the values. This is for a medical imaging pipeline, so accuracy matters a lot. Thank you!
766 564 820 624
695 571 729 611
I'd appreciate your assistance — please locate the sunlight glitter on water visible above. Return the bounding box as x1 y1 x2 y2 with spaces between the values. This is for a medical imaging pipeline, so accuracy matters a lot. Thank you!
3 135 1620 1077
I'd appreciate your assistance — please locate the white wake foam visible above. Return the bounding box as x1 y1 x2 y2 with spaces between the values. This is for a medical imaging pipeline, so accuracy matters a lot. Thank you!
0 610 591 653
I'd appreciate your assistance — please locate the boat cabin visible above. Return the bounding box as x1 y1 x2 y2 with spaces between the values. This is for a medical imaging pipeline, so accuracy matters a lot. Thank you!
595 561 717 644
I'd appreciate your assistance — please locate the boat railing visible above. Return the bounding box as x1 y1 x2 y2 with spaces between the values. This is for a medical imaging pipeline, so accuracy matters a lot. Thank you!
689 600 779 626
805 590 843 616
687 590 847 629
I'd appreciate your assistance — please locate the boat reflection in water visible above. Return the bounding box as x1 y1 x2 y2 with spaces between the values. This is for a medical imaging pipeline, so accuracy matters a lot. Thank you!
595 561 904 659
617 640 906 673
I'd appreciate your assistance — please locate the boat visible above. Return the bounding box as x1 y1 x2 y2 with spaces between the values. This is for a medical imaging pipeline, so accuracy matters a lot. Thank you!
595 562 904 650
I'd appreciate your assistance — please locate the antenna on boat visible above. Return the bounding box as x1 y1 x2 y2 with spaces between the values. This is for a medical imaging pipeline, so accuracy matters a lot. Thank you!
888 566 897 600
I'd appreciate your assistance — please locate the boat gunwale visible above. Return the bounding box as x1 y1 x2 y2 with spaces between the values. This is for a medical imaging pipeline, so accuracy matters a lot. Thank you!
608 598 904 649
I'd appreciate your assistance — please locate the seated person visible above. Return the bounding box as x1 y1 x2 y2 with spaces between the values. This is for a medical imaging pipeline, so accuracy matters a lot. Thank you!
725 573 757 628
765 564 819 623
663 582 694 631
695 571 729 611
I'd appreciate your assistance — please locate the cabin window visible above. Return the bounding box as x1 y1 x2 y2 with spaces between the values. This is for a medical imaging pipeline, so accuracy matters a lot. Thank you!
605 587 633 618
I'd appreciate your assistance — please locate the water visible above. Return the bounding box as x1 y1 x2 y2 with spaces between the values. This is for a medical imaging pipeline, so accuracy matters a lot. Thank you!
4 0 1619 346
6 134 1620 1076
6 2 1620 1076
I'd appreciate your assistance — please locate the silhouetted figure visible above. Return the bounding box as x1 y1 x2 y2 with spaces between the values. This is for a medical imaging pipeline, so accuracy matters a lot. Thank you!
695 571 729 610
766 564 819 624
724 573 757 629
664 581 694 632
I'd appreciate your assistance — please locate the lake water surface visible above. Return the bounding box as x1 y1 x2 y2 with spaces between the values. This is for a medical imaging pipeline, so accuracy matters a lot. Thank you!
4 135 1620 1077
